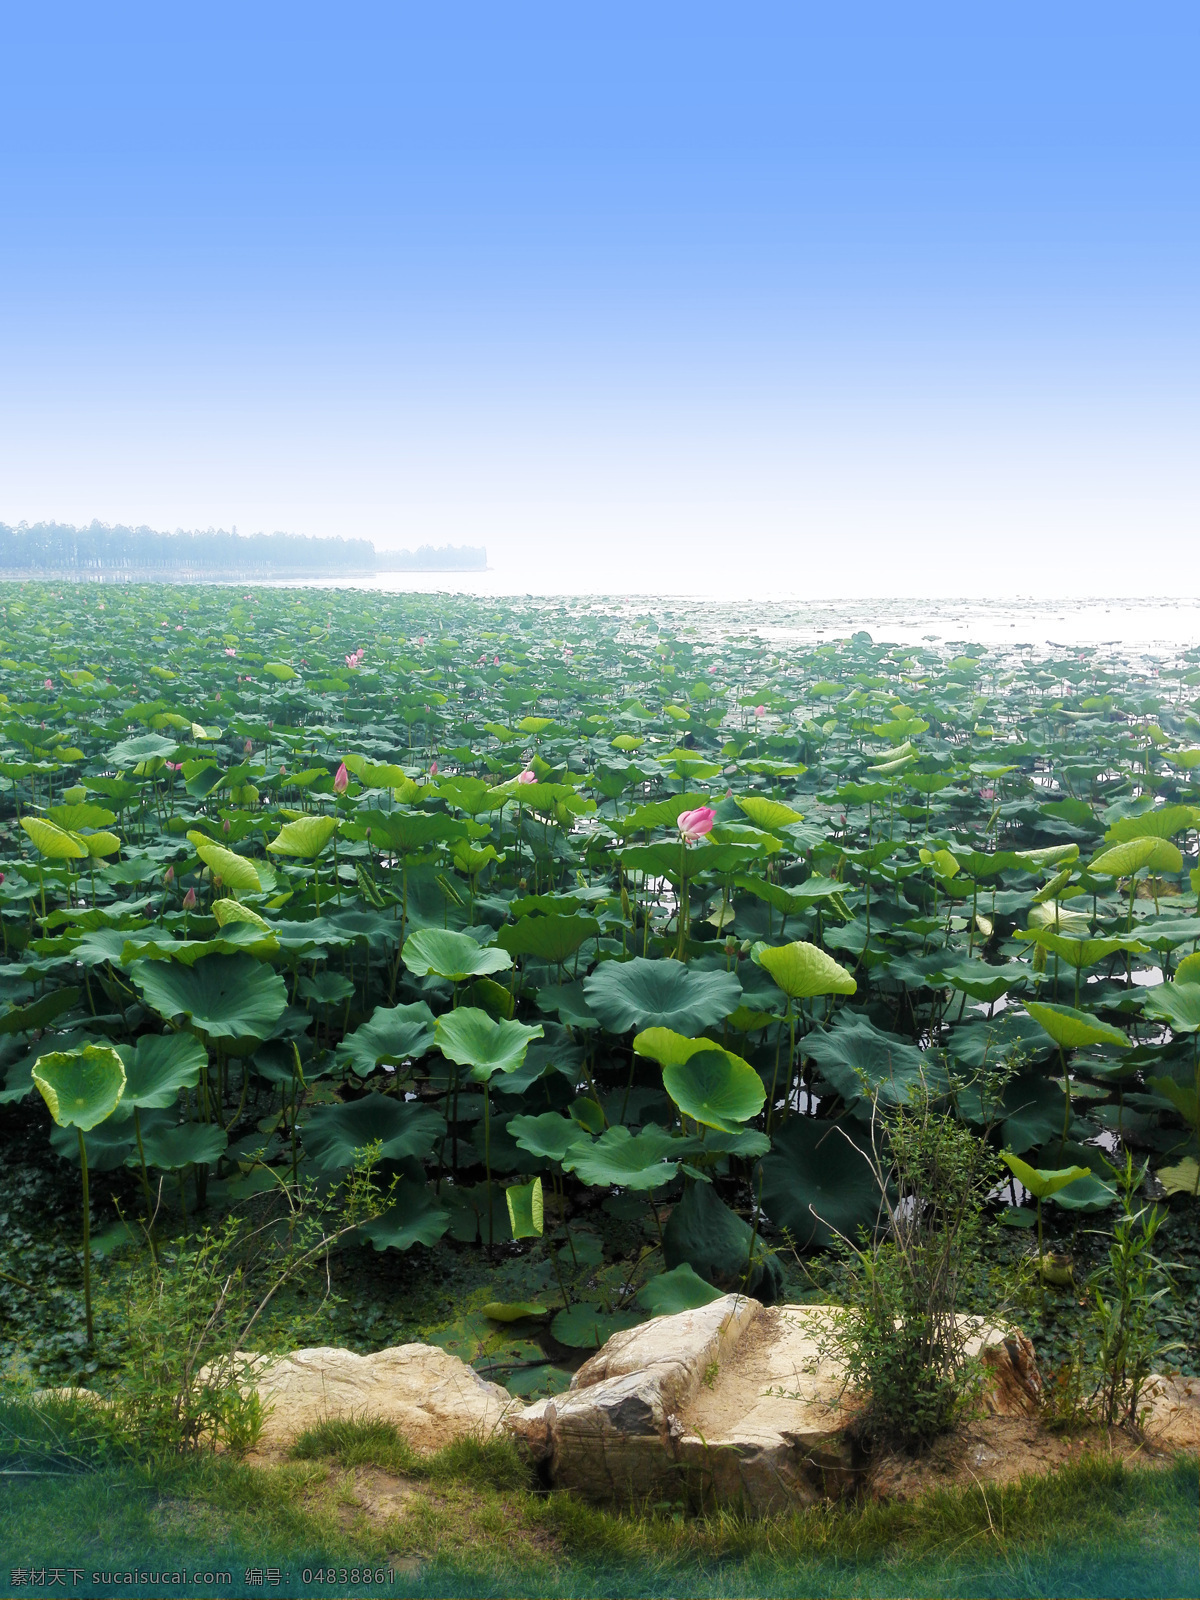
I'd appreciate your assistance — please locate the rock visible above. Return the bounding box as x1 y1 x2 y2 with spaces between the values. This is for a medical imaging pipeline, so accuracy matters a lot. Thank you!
1140 1373 1200 1449
228 1343 516 1455
510 1300 1047 1513
662 1182 785 1304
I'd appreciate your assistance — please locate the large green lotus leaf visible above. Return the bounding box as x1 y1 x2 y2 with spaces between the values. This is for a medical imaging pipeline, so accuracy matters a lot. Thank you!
32 1044 126 1131
0 986 83 1035
1176 953 1200 986
435 1008 543 1081
1090 837 1183 876
353 808 467 853
1105 805 1200 844
662 1180 784 1301
113 1032 207 1110
935 960 1026 1002
1048 1172 1117 1210
999 1073 1067 1154
637 1262 724 1316
212 899 272 933
357 1180 451 1252
1014 932 1147 970
266 815 340 858
121 923 280 966
20 817 88 861
752 940 857 1000
620 793 712 832
46 802 117 831
632 1027 716 1069
49 1119 135 1171
803 1013 933 1111
561 1123 689 1190
1157 1157 1200 1196
82 830 121 859
131 953 288 1040
508 1111 589 1164
582 957 742 1033
663 1048 765 1132
757 1115 881 1250
402 927 513 981
186 832 262 895
550 1303 644 1350
1143 982 1200 1034
497 913 601 965
136 1117 228 1171
335 1002 437 1077
107 732 181 767
999 1151 1091 1202
303 1093 445 1170
1025 1001 1131 1052
735 796 803 833
1013 845 1079 871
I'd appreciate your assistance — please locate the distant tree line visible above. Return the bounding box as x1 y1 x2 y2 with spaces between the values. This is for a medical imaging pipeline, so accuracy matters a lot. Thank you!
0 522 487 577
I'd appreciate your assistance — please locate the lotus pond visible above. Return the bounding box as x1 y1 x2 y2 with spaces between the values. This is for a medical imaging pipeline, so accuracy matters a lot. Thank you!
0 583 1197 1406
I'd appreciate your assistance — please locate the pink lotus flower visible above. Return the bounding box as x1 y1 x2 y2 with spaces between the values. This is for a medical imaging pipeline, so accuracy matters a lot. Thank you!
755 704 765 716
244 739 253 754
43 678 54 690
175 624 183 630
182 887 197 910
678 806 716 843
517 768 536 784
334 762 349 794
164 865 174 884
165 760 183 772
429 760 439 777
225 647 236 657
979 787 996 801
493 655 500 665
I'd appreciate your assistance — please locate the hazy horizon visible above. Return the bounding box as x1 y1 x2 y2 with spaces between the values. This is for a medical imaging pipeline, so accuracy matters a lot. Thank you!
2 5 1197 598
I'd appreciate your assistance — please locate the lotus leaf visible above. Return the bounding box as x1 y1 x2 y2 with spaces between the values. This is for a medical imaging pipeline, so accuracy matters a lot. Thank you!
302 1093 444 1170
582 957 742 1033
131 953 288 1040
402 927 513 982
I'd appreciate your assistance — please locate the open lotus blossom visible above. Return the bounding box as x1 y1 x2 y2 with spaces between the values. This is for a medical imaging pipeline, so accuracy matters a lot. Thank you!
165 760 183 771
677 805 716 843
334 762 349 794
517 767 537 784
755 704 766 716
43 678 54 690
225 647 236 657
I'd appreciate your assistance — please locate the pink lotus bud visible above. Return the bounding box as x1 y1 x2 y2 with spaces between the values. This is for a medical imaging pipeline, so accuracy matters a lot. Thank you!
225 647 236 657
334 762 349 794
175 624 183 630
429 760 439 777
755 704 765 716
517 768 536 784
0 872 6 885
43 678 54 690
223 820 230 835
677 806 716 843
164 865 175 884
279 763 287 775
493 655 499 665
244 739 253 754
418 636 425 647
182 887 197 910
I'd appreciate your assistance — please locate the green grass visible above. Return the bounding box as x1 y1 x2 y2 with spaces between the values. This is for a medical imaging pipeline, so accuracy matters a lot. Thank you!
2 1403 1196 1598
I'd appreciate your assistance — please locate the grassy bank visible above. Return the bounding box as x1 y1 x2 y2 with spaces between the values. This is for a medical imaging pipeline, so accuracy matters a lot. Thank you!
1 1402 1196 1599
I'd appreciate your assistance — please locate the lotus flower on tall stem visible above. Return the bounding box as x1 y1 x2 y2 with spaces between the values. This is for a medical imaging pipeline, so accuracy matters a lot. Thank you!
676 806 715 958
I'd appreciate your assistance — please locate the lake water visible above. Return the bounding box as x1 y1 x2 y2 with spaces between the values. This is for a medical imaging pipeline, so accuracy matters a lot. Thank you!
271 574 1200 653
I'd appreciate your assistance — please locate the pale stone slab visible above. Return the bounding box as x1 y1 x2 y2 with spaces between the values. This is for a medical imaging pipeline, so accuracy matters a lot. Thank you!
234 1342 516 1454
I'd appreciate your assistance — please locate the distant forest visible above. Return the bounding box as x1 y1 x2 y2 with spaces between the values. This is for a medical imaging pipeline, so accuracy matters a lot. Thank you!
0 522 487 578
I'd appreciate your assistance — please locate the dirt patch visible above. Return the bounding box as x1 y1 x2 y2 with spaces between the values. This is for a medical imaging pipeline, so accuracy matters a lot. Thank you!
864 1416 1188 1502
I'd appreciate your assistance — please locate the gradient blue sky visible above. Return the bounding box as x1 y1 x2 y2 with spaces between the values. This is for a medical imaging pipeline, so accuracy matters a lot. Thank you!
1 3 1196 595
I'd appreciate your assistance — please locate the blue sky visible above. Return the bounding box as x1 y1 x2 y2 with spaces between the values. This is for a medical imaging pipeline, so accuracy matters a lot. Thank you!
1 3 1196 594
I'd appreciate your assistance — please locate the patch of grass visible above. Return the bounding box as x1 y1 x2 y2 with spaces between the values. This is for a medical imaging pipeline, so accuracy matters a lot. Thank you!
291 1414 532 1492
2 1399 1196 1598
